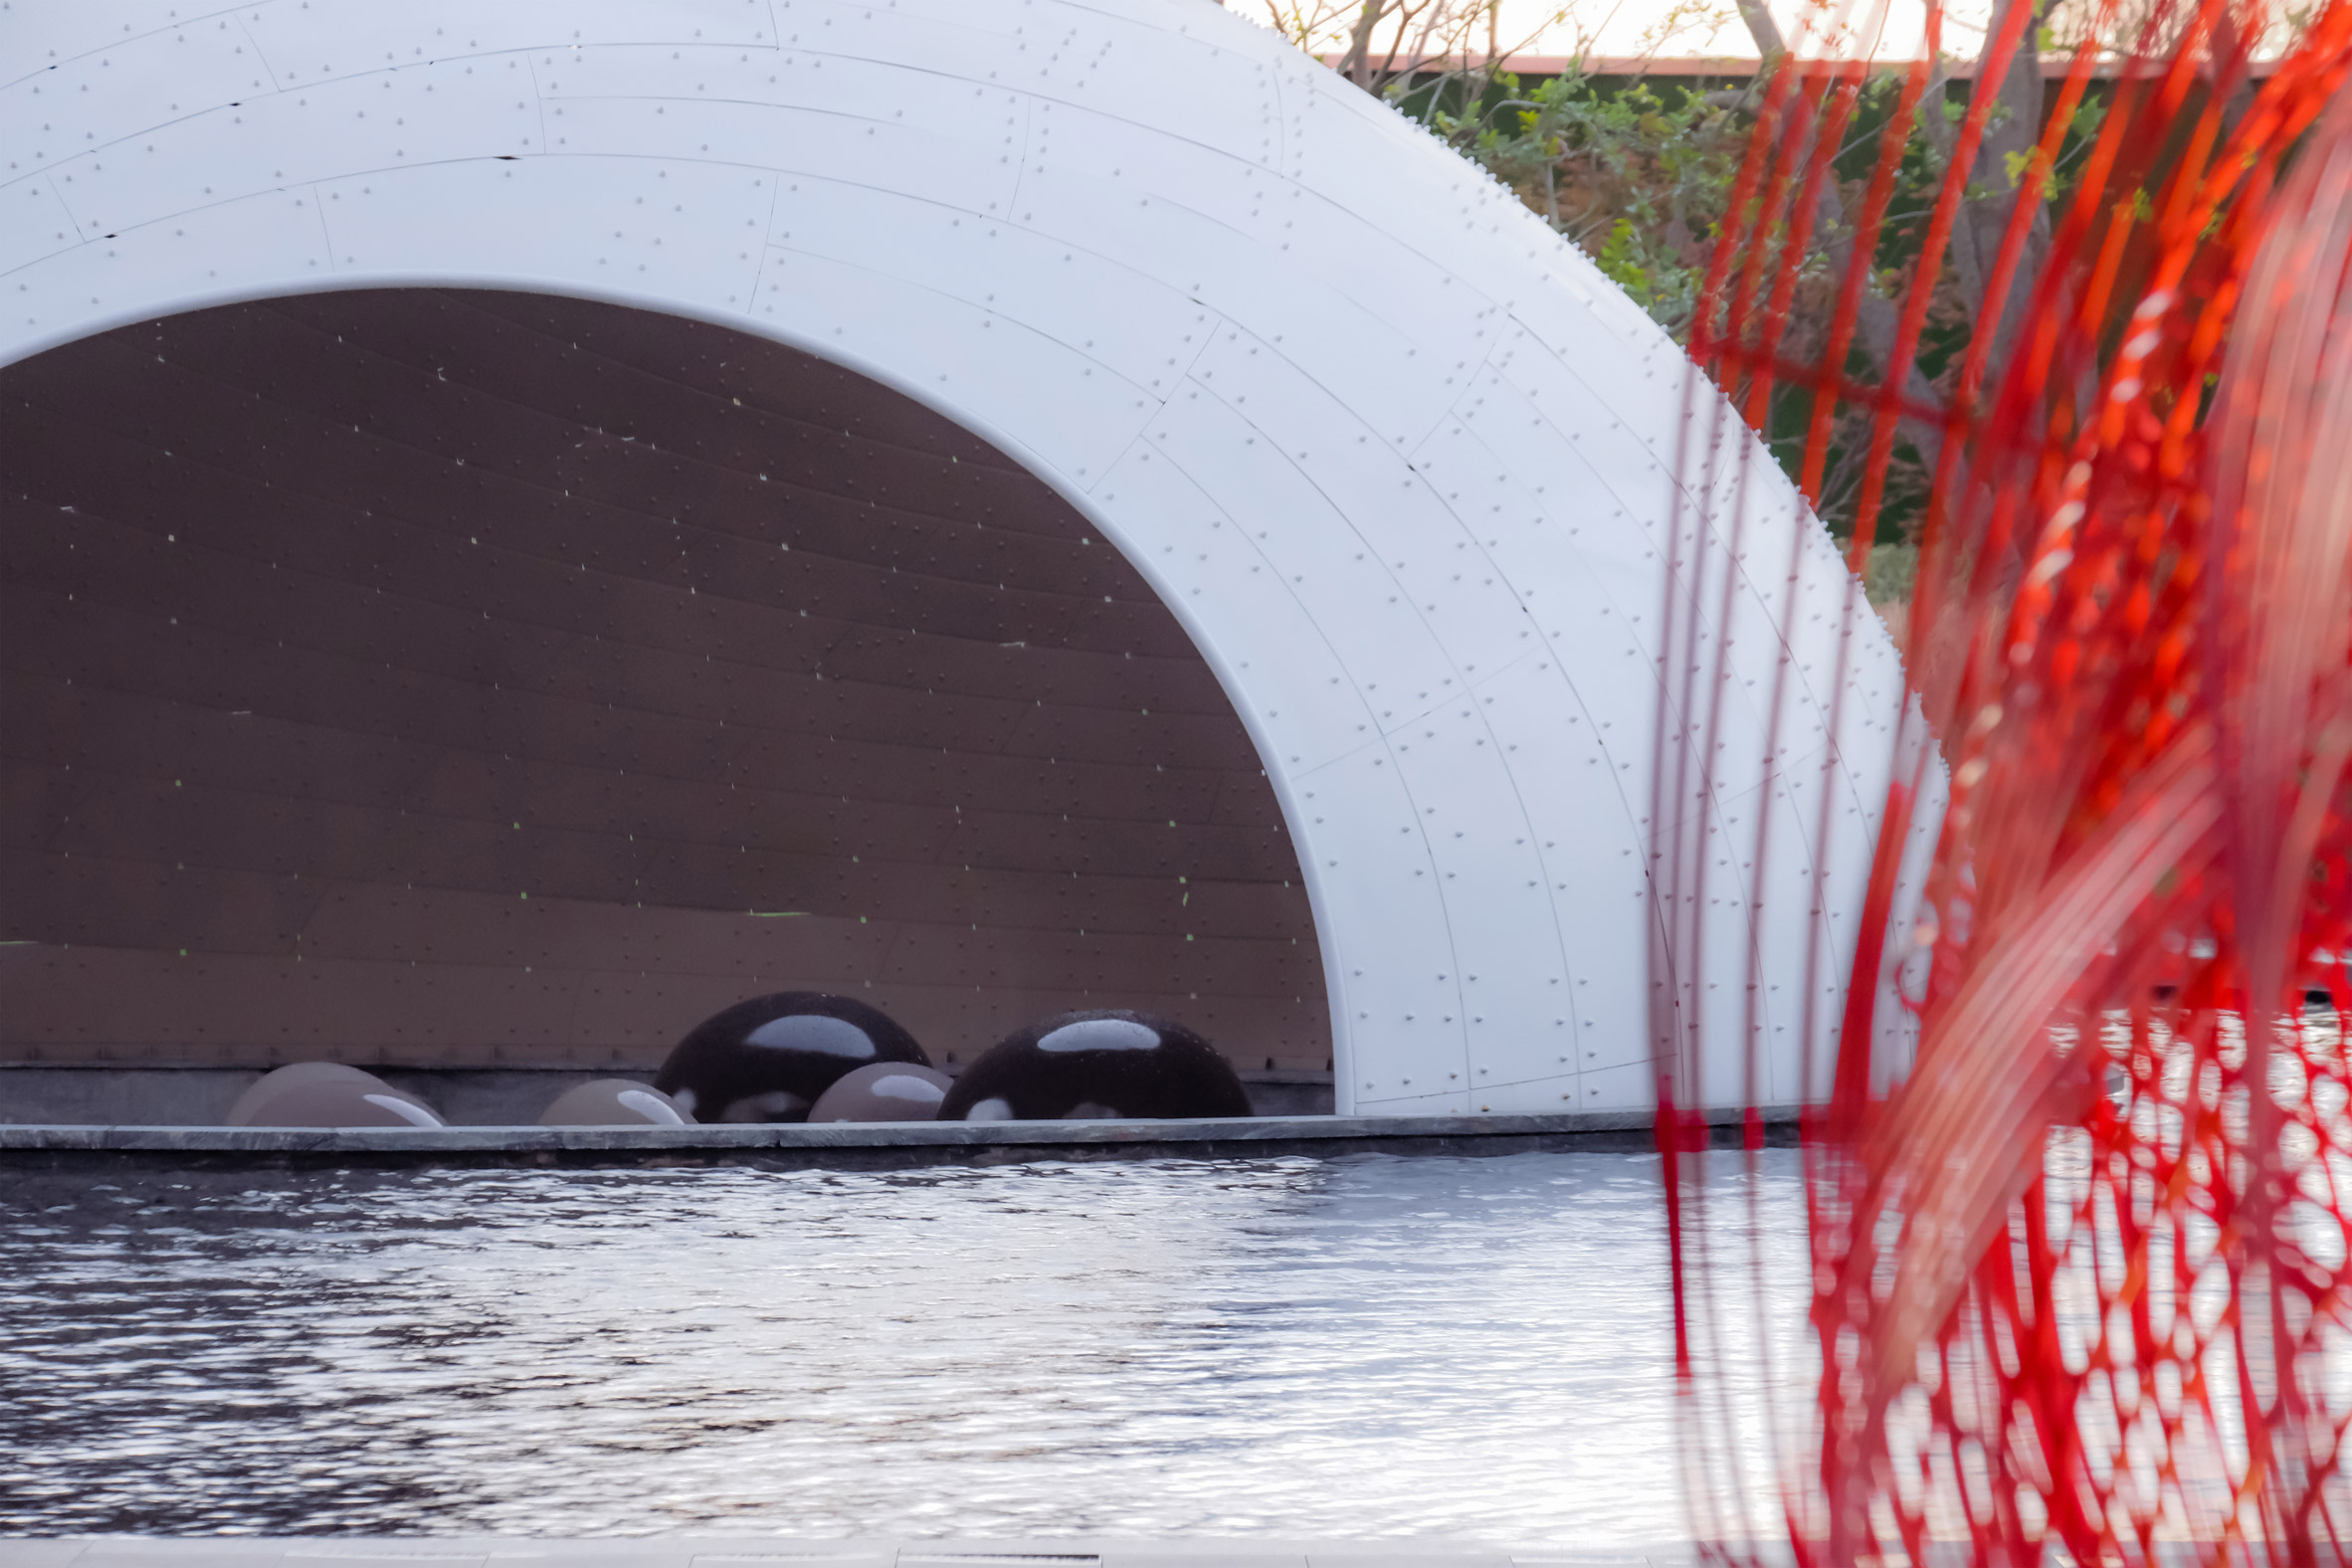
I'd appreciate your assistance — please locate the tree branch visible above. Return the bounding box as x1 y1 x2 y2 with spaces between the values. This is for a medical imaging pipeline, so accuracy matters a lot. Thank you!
1340 0 1389 89
1960 0 2053 378
1732 0 1786 58
1729 1 1951 474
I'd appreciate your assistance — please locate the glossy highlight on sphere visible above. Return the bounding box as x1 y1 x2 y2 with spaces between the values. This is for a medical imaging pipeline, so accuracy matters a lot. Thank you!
937 1010 1251 1121
806 1062 954 1122
226 1062 445 1129
655 993 928 1123
538 1079 687 1127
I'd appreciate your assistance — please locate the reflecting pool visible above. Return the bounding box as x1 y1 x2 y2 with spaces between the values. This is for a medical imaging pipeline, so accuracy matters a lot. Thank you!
0 1151 1805 1541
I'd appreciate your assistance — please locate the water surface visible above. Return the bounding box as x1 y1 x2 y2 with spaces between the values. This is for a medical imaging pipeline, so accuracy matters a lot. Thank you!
0 1151 1804 1541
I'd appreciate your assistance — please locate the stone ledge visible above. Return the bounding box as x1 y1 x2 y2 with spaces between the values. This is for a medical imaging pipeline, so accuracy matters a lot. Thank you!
0 1107 1800 1166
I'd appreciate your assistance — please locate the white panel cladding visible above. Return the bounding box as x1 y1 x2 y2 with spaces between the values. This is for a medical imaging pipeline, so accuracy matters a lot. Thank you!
241 0 777 84
1468 652 1644 1097
1018 155 1446 451
0 13 270 164
765 0 1033 88
754 247 1155 484
323 156 772 308
1762 730 1886 1085
0 169 80 276
1293 737 1467 1113
1651 768 1780 1102
1487 325 1689 545
763 176 1210 396
0 0 1927 1118
1577 1057 1661 1114
47 55 541 237
989 6 1282 166
1089 440 1372 776
545 66 1023 214
1141 383 1457 748
1190 326 1532 687
1383 670 1574 1113
1739 744 1855 1103
5 183 333 329
1020 99 1280 244
1 2 252 91
1868 713 1943 1097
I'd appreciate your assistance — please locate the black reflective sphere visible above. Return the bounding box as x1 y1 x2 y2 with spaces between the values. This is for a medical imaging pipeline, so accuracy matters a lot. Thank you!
655 993 929 1123
936 1010 1252 1121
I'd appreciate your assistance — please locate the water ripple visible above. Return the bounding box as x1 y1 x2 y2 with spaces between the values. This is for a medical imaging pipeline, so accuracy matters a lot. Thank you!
0 1151 1805 1542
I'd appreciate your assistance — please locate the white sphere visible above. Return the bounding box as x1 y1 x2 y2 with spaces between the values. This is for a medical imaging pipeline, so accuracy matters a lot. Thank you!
539 1079 689 1127
227 1063 444 1128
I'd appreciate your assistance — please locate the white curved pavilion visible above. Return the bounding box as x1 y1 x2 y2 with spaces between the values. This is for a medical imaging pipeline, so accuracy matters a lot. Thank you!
0 0 1917 1115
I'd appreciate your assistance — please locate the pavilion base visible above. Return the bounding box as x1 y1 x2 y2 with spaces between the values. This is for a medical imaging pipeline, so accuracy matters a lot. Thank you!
0 1105 1801 1170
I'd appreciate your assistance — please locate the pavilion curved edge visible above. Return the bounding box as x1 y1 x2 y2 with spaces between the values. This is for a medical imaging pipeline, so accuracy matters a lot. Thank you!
0 0 1929 1117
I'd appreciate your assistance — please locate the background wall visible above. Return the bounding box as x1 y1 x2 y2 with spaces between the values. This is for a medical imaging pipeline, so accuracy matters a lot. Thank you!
0 289 1329 1074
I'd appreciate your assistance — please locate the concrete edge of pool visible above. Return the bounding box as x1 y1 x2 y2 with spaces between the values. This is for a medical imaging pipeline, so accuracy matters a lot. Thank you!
0 1539 1752 1568
0 1108 1801 1165
0 1538 2132 1568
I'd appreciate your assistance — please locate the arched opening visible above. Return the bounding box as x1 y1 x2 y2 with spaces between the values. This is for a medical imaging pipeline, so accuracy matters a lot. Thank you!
0 289 1329 1088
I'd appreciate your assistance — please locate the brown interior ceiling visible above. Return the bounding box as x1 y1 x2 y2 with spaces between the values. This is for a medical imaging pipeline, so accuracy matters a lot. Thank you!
0 289 1329 1073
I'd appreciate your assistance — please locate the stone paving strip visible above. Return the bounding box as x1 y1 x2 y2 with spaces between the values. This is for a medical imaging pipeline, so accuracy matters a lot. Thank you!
0 1543 1699 1568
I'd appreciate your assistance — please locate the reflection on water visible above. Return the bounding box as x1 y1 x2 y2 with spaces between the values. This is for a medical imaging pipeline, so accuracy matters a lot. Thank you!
0 1151 1806 1541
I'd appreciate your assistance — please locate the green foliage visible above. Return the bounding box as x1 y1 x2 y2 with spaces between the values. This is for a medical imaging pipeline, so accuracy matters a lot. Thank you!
1389 63 2117 548
1863 541 1919 606
1383 67 1994 552
1420 70 1744 337
1406 68 1908 535
1594 219 1654 302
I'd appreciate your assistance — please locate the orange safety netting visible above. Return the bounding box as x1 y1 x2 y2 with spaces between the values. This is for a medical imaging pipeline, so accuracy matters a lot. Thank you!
1653 0 2352 1560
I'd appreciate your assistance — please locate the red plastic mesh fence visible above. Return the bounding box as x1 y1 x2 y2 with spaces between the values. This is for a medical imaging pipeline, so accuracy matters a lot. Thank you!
1653 0 2352 1560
